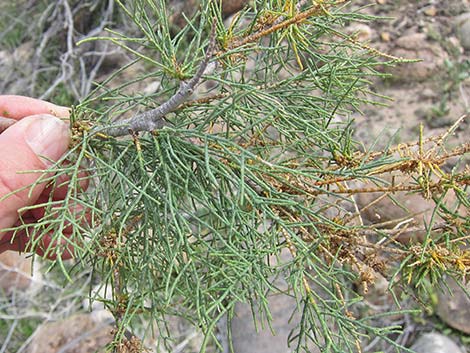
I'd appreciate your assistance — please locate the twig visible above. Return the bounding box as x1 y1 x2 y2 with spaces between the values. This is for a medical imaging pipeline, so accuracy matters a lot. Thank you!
85 2 338 138
92 3 339 137
437 114 467 146
102 22 217 137
225 2 329 53
272 0 311 26
0 319 17 353
358 222 448 237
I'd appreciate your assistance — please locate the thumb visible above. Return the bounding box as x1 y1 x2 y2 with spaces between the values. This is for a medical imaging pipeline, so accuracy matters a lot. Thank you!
0 115 70 233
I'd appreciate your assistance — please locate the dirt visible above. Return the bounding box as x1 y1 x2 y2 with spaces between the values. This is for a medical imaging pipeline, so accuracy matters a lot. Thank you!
349 0 469 147
0 252 34 293
26 314 113 353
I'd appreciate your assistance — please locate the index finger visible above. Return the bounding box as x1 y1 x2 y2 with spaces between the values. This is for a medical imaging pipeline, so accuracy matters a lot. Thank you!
0 95 70 120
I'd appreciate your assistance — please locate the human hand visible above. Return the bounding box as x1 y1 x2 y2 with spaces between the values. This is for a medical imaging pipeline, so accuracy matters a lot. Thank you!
0 95 81 259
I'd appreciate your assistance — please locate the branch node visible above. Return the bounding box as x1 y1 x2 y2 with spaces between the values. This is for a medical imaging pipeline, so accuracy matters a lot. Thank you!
102 21 218 137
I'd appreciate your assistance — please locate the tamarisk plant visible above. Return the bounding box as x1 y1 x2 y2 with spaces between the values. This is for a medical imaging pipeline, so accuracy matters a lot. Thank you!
3 0 470 352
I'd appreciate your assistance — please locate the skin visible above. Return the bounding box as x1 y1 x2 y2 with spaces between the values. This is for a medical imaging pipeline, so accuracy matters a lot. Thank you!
0 95 87 259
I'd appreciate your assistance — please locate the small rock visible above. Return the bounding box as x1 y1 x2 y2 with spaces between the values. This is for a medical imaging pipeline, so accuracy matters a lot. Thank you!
222 0 248 17
436 276 470 335
230 250 320 353
347 24 373 42
143 81 161 95
454 12 470 50
388 33 447 82
395 33 430 50
380 32 391 42
0 252 35 293
230 295 318 353
13 41 34 63
424 6 437 17
409 332 463 353
83 285 114 323
420 87 437 99
356 186 434 242
0 50 9 64
27 314 114 353
444 1 470 16
448 36 465 55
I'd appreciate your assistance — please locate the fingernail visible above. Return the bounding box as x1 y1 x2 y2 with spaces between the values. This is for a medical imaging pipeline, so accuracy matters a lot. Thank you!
49 105 71 118
24 115 70 161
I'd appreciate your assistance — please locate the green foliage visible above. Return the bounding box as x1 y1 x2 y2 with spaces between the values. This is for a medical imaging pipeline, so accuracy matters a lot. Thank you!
0 316 41 352
2 1 469 352
0 2 32 49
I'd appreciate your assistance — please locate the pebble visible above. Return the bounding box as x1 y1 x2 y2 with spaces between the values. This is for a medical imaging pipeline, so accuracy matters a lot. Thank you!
347 24 373 42
230 295 316 353
380 31 391 42
454 12 470 50
0 252 40 294
229 250 320 353
27 314 113 353
436 276 470 335
388 33 447 82
424 6 438 17
410 332 463 353
143 81 161 95
222 0 248 17
420 87 437 99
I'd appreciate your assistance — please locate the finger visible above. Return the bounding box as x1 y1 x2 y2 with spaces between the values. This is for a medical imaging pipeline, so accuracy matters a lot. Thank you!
0 197 89 260
34 234 76 260
43 168 90 200
0 115 70 234
30 194 91 233
0 117 16 133
0 212 35 254
1 226 75 260
0 95 70 120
